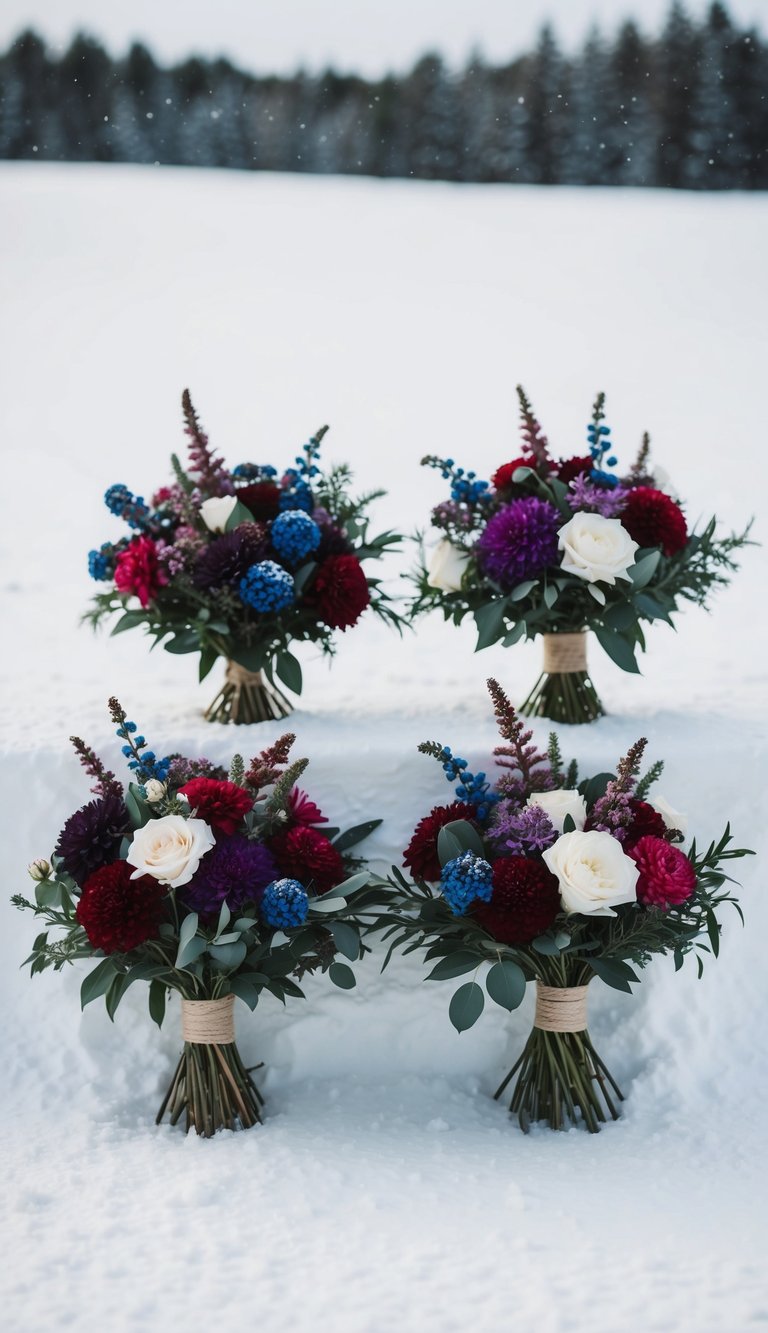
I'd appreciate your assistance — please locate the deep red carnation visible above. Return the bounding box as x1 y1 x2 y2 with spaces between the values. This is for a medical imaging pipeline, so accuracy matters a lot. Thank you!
474 856 561 944
76 860 166 953
623 799 667 848
236 481 281 521
620 486 688 557
114 535 167 609
628 835 696 909
491 457 534 492
178 778 253 835
311 554 370 630
403 801 477 883
556 455 593 485
270 824 345 894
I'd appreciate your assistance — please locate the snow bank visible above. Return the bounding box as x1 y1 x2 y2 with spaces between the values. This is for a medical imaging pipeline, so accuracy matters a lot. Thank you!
0 164 766 1332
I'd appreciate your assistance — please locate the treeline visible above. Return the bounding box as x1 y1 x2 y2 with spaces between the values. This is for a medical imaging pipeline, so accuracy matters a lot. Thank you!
1 2 766 189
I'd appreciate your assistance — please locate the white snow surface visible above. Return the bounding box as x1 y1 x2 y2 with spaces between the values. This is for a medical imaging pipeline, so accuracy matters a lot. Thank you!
0 164 766 1333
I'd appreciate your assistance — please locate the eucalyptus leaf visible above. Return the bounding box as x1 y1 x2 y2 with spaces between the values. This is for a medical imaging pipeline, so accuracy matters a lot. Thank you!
449 981 485 1033
594 626 640 674
275 650 302 696
330 920 361 961
175 912 200 968
485 959 527 1011
474 600 506 651
329 961 356 989
80 957 118 1010
425 951 481 981
629 550 661 589
332 821 382 854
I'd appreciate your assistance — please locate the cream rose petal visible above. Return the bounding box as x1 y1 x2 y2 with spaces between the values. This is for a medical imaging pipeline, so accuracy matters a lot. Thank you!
558 512 638 586
126 814 216 888
426 538 471 593
542 829 639 917
525 789 588 834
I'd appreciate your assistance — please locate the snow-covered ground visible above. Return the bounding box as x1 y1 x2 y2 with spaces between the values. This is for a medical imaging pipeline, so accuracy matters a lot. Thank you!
0 164 766 1333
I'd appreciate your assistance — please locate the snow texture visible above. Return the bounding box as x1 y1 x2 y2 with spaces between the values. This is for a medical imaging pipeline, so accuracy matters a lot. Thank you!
0 164 766 1333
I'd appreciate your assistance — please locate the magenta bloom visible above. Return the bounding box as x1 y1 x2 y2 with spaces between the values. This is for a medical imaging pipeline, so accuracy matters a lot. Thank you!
114 535 167 609
628 835 697 910
476 497 560 590
288 788 328 826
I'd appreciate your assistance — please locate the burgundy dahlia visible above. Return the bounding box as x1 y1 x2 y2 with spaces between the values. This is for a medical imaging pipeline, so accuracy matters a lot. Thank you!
311 554 370 630
236 480 281 521
114 535 167 609
491 457 534 493
76 860 166 953
55 793 130 887
623 799 668 848
474 856 561 944
271 825 345 894
620 486 688 557
403 801 477 883
628 835 696 909
192 523 269 590
181 836 277 915
179 778 254 835
476 497 560 590
556 455 593 485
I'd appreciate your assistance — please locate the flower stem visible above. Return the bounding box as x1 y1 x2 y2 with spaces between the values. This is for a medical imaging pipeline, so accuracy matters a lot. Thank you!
519 670 605 724
156 1041 264 1136
496 1024 623 1133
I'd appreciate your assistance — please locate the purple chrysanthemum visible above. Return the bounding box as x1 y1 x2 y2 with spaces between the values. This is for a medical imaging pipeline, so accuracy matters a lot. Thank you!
181 835 278 915
487 801 557 855
54 793 130 887
192 523 270 591
476 497 560 590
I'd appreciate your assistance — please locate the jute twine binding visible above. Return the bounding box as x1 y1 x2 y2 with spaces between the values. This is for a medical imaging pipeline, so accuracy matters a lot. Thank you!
181 996 236 1045
225 660 263 691
542 633 587 675
534 984 589 1033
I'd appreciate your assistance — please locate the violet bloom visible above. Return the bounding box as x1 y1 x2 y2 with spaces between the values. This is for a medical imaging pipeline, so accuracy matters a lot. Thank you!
181 836 278 916
568 475 629 518
487 800 557 855
476 497 560 590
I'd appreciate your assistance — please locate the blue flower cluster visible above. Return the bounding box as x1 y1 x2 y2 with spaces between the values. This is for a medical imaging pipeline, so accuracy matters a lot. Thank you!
239 560 295 613
104 484 151 530
424 456 491 509
261 877 310 929
115 719 171 783
438 745 496 821
88 542 120 581
278 468 313 513
231 463 278 481
271 509 321 565
440 852 494 916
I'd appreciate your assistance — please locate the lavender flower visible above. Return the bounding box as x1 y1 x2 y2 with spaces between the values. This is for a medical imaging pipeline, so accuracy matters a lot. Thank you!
476 497 560 590
181 836 278 915
166 755 228 787
431 500 475 534
487 800 557 855
568 475 629 518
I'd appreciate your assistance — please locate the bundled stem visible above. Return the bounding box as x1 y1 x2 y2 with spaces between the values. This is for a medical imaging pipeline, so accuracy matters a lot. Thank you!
156 1041 264 1136
205 663 294 724
520 670 605 724
495 1026 623 1133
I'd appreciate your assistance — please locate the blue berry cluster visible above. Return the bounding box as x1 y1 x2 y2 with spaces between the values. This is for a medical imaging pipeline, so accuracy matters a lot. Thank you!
239 560 295 613
438 745 496 821
440 852 494 916
271 509 321 565
423 456 491 509
587 420 619 488
115 719 171 783
232 463 278 481
261 878 310 929
104 484 151 530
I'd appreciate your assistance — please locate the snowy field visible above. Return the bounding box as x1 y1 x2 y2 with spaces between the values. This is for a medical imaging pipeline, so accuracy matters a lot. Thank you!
1 163 767 1332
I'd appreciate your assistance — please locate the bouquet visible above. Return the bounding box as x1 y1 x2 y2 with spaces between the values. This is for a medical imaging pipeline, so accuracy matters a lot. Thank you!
411 386 751 723
14 700 385 1136
85 391 403 723
382 679 752 1132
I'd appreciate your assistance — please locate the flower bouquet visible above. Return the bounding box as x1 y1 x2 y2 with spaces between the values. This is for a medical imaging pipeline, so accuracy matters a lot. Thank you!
382 679 752 1132
14 700 385 1136
85 391 403 723
411 386 751 723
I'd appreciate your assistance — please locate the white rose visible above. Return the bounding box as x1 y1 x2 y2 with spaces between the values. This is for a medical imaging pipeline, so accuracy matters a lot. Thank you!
543 829 639 917
558 513 638 586
526 789 587 834
127 814 215 887
651 466 679 499
199 495 237 533
649 794 688 838
143 779 166 804
426 539 471 592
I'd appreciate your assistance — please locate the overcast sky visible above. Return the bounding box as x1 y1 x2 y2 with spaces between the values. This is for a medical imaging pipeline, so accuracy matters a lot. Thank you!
1 0 766 74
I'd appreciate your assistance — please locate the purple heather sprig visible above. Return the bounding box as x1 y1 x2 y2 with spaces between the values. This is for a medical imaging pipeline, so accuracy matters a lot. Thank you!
69 734 123 799
568 475 629 517
182 388 234 497
516 384 552 468
487 678 553 797
589 737 648 842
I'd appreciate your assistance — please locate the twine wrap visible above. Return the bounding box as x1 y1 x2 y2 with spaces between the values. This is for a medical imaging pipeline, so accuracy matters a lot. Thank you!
542 633 587 675
225 660 263 690
181 996 236 1046
534 983 589 1033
